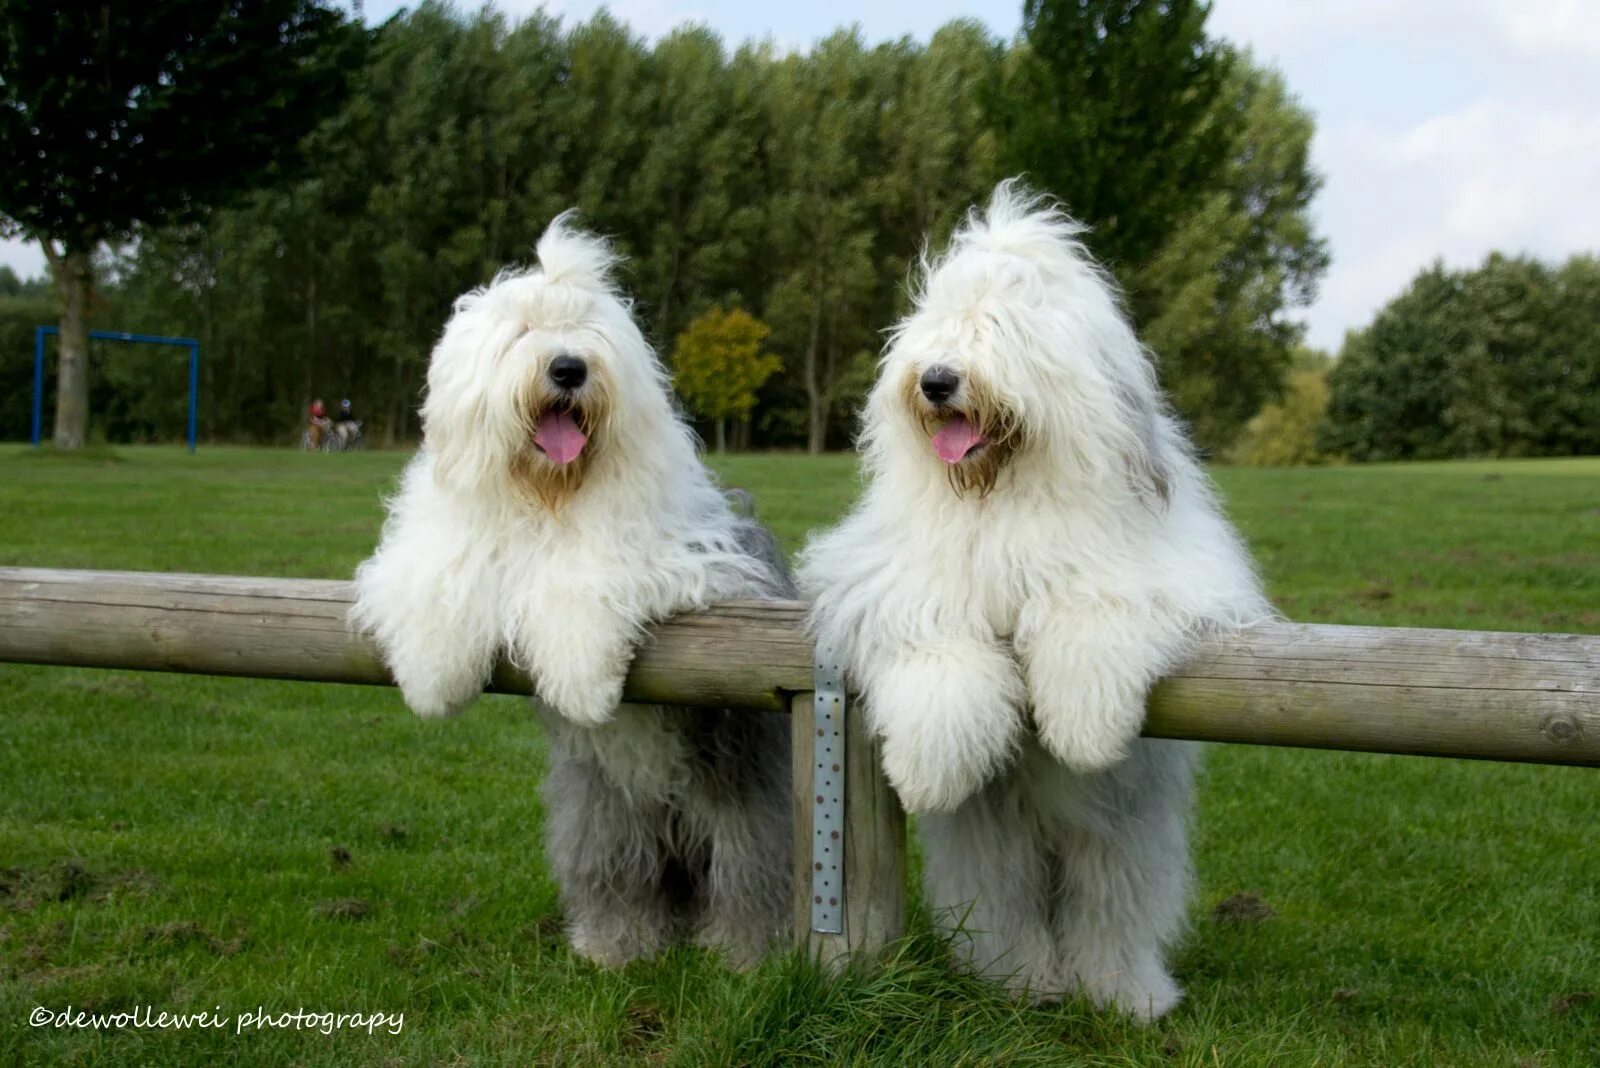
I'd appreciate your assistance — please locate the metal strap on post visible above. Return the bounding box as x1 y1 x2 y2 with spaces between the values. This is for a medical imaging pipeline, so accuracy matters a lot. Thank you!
810 647 846 935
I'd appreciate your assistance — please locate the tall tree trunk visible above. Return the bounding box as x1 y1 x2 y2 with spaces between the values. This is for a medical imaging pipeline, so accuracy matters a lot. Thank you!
805 273 825 455
715 417 726 453
50 246 94 449
385 349 404 448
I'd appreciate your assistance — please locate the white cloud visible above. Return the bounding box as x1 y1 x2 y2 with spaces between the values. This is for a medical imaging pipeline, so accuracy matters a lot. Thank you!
0 236 46 280
1489 0 1600 61
1209 0 1600 350
1303 98 1600 348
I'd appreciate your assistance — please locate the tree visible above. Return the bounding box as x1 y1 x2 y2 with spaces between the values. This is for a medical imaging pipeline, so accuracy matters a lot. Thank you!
994 0 1236 279
1545 255 1600 456
1322 254 1600 462
763 31 893 453
1320 264 1467 461
1231 349 1332 466
1135 52 1329 450
878 21 1003 251
0 1 363 447
671 308 781 451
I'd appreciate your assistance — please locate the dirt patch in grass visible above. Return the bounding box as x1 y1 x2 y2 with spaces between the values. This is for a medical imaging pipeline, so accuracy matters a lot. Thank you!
314 897 370 921
141 920 245 957
1212 892 1274 923
1 860 157 912
329 845 353 871
622 1002 667 1054
529 914 565 943
1551 991 1594 1016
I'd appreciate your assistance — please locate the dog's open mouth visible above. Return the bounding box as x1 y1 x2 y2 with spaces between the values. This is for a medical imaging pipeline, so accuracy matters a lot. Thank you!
533 406 588 465
931 414 988 464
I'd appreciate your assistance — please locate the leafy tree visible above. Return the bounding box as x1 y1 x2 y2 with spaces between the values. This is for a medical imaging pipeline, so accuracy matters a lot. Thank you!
1321 253 1600 461
1320 264 1466 461
879 21 1003 250
1446 255 1551 456
1545 255 1600 455
762 31 889 453
672 307 781 451
628 28 739 349
994 0 1236 278
1231 350 1332 466
0 0 363 447
1137 52 1329 450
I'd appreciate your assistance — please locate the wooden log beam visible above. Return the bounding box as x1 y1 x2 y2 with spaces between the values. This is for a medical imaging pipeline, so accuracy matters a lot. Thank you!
0 567 810 713
2 567 1598 767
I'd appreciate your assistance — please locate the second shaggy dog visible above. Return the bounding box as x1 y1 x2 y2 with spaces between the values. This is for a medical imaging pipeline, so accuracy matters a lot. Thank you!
799 183 1270 1018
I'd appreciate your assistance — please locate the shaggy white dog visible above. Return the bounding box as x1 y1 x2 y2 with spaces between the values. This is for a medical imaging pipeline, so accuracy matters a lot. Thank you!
798 182 1269 1018
354 214 793 968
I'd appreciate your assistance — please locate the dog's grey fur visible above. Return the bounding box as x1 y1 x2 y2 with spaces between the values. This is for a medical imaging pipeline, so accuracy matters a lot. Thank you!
538 507 794 968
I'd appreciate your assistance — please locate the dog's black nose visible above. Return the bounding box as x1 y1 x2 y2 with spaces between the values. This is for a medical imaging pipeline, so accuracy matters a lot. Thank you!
549 354 588 390
919 365 960 404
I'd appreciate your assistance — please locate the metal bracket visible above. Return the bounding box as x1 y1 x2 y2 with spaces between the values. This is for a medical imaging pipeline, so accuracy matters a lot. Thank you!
810 647 846 934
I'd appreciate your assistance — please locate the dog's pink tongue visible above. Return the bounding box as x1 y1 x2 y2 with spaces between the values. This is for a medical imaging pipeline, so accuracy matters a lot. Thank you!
535 410 587 465
932 416 985 464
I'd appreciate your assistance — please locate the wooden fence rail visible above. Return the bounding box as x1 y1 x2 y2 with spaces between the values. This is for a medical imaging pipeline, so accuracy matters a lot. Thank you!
3 566 1598 960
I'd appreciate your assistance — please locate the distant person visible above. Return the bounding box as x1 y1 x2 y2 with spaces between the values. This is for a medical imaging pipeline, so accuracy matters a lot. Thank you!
331 398 362 450
307 399 330 449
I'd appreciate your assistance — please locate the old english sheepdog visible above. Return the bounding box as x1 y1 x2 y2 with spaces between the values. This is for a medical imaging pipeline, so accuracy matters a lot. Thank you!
798 182 1269 1018
353 214 793 968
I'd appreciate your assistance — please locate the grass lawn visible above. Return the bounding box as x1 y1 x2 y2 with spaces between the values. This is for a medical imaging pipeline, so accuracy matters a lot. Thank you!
1 446 1597 1066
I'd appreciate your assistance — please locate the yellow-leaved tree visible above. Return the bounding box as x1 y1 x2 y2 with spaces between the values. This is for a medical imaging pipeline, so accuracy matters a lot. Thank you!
672 308 782 452
1232 366 1333 467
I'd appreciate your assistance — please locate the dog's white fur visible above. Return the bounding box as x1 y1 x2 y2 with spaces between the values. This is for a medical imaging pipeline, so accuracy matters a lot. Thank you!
353 213 792 967
798 182 1270 1018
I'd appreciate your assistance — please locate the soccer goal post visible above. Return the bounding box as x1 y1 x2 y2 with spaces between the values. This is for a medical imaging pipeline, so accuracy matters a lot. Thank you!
32 327 201 451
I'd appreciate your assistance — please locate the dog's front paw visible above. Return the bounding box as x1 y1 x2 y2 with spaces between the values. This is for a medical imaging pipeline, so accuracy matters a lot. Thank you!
392 664 482 720
535 663 625 726
1031 670 1148 773
866 643 1024 814
878 723 992 814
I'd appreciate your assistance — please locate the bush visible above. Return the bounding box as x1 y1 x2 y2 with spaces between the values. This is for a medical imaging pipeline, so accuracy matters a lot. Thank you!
1232 367 1332 466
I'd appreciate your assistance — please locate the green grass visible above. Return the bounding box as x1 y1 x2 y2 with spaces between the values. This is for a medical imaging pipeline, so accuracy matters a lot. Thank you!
2 446 1597 1066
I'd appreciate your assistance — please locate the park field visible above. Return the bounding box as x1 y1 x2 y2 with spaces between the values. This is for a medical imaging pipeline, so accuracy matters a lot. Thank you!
1 447 1597 1066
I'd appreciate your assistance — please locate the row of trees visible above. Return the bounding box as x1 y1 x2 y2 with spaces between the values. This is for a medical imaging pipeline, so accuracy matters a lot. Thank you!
1232 253 1600 465
1320 254 1600 460
1 0 1327 452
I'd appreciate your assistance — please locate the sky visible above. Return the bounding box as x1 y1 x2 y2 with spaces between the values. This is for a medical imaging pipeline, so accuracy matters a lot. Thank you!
5 1 1598 353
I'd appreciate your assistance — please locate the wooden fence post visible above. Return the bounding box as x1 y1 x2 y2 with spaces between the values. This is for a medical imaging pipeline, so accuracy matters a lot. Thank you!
791 686 908 967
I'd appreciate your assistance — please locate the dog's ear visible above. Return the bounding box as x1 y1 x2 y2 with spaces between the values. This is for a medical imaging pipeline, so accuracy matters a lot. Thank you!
1115 381 1172 508
421 299 501 490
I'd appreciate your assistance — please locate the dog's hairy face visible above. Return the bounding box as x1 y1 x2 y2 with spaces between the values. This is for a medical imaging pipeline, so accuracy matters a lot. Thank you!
872 203 1171 505
894 354 1024 498
422 267 660 512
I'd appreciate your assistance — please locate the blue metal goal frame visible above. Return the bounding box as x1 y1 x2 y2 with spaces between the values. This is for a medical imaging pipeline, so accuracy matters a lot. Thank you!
32 327 200 452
